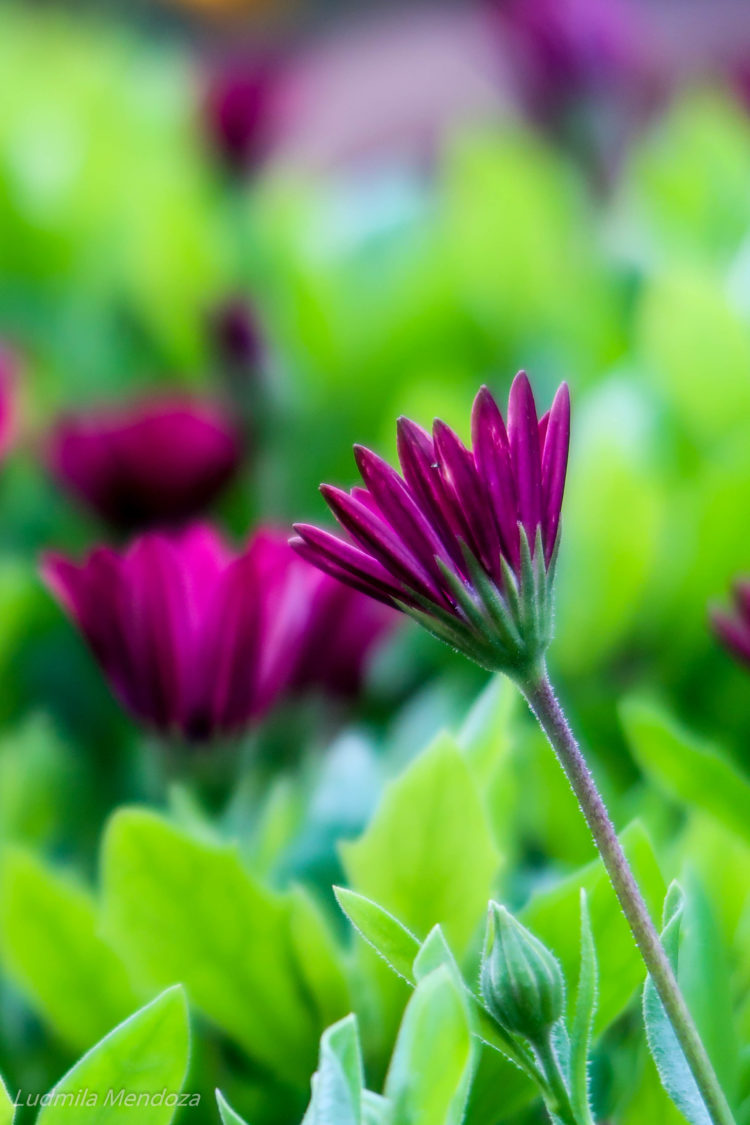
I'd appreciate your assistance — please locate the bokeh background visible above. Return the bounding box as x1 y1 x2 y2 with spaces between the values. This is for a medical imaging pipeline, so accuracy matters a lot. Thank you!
2 1 750 1122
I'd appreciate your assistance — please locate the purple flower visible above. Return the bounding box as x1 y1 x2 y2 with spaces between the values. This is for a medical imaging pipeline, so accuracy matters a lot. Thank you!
292 373 570 676
711 581 750 667
0 346 18 461
48 396 243 533
289 554 398 698
41 526 310 743
203 55 280 176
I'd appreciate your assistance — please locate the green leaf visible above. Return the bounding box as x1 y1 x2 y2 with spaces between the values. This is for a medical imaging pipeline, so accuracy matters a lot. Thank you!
413 925 461 986
643 887 712 1125
340 735 499 953
334 888 419 983
0 716 75 847
0 1076 14 1125
522 821 665 1033
570 891 597 1125
0 848 137 1051
37 986 190 1124
101 809 318 1086
304 1015 363 1125
621 698 750 848
216 1091 250 1125
384 967 473 1125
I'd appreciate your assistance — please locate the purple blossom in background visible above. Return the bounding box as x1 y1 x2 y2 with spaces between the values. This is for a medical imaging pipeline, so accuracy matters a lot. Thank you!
292 373 570 675
48 396 243 533
0 346 17 461
203 54 281 175
42 526 308 742
487 0 658 183
711 580 750 667
43 524 397 741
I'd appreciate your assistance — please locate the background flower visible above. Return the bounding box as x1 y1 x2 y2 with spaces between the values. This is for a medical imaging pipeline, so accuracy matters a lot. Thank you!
47 396 243 533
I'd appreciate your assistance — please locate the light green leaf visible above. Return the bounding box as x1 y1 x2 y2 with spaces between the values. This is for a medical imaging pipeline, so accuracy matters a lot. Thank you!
385 967 473 1125
38 986 190 1124
341 735 499 953
413 926 461 986
0 715 75 847
570 891 597 1125
0 848 137 1051
101 809 318 1086
0 1076 14 1125
644 888 712 1125
621 698 750 848
304 1015 363 1125
216 1090 250 1125
334 888 419 983
522 821 665 1033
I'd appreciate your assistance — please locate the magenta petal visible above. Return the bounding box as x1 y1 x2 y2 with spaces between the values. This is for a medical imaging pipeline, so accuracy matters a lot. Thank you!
433 420 502 581
508 371 543 547
119 536 189 730
354 445 451 583
292 524 402 596
471 386 521 571
540 382 570 561
291 535 404 608
396 418 466 570
321 484 446 603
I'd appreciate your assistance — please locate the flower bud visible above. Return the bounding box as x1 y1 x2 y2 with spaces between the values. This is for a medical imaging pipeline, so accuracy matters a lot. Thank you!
480 902 564 1044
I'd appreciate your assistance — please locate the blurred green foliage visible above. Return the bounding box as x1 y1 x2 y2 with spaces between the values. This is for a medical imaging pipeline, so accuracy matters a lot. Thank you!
0 2 749 1124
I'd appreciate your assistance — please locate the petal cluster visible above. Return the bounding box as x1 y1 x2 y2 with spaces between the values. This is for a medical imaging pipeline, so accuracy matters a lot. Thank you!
48 396 243 533
43 525 396 742
711 581 750 668
292 374 570 675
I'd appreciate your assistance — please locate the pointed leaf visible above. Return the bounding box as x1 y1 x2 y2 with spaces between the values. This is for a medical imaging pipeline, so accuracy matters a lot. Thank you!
305 1015 363 1125
643 888 712 1125
216 1091 250 1125
37 986 190 1124
385 967 473 1125
0 848 137 1051
570 891 597 1124
334 888 419 983
341 736 499 953
0 1077 13 1125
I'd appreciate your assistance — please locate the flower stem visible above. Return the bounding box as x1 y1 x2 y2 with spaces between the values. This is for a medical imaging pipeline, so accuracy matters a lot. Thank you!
535 1032 579 1125
519 665 736 1125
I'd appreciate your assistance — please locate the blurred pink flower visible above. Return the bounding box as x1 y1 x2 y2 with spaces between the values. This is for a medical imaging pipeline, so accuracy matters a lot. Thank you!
0 347 18 462
43 524 397 742
48 396 243 532
203 53 282 175
712 580 750 668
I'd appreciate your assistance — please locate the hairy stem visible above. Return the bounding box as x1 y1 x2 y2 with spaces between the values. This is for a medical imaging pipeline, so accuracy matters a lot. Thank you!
519 665 736 1125
535 1032 579 1125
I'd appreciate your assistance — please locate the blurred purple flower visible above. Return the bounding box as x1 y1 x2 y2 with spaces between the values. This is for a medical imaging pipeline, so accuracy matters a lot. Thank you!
0 347 18 462
292 374 570 675
711 581 750 667
42 526 310 743
48 396 243 533
203 54 281 175
211 298 263 374
487 0 658 183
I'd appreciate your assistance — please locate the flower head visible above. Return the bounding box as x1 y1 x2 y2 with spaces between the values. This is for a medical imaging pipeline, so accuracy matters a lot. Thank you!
42 526 308 743
48 396 243 533
203 55 280 176
711 580 750 668
292 373 570 678
43 525 397 742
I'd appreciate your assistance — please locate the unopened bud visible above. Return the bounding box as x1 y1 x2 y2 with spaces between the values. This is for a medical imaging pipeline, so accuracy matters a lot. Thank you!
480 902 564 1044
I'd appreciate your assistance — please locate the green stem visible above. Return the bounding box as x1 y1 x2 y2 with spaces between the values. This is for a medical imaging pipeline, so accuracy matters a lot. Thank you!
535 1031 579 1125
520 664 736 1125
